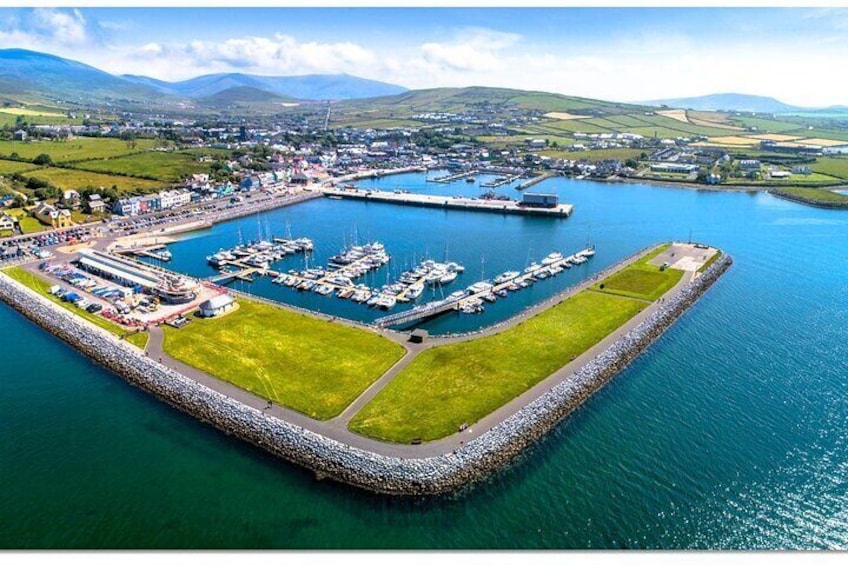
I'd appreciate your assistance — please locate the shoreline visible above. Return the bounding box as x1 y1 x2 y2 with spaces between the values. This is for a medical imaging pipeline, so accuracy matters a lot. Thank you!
0 248 732 495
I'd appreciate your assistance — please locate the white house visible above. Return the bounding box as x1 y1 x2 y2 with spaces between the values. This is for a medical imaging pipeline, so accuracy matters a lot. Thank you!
198 294 235 318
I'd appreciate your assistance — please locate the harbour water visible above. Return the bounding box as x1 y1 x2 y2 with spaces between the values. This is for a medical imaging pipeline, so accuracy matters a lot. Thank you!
2 175 848 548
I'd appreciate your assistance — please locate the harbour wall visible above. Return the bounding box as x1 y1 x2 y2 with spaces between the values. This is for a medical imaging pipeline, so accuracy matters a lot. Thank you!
0 252 731 496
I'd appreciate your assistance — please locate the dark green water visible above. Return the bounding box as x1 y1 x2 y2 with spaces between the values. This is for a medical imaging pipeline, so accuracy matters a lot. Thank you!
2 177 848 548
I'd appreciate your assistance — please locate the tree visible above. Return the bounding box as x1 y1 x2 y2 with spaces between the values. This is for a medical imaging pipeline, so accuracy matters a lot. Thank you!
32 153 53 166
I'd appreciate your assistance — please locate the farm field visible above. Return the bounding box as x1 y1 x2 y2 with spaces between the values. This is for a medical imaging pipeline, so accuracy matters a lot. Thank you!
810 157 848 179
22 167 165 193
0 138 160 163
0 158 37 174
74 151 213 182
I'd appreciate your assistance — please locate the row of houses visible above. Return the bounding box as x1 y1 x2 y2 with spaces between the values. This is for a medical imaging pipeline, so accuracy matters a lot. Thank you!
112 189 193 216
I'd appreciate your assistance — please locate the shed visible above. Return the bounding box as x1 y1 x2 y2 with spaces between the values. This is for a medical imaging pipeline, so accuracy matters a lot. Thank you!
409 328 429 344
198 294 235 318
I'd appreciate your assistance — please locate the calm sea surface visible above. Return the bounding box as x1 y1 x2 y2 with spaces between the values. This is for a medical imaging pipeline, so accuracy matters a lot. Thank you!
2 174 848 548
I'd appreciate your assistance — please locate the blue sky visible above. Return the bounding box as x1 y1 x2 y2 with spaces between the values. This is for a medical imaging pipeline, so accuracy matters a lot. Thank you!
1 7 847 106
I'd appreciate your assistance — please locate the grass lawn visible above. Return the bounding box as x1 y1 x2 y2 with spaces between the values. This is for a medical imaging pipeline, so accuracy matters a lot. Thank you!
698 251 723 274
349 290 647 443
591 245 684 301
74 151 213 183
0 138 160 163
1 266 148 349
23 167 165 193
162 299 406 420
17 216 50 234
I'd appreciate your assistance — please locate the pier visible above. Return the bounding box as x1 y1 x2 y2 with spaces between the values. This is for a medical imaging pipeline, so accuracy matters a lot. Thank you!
427 170 478 183
322 188 574 217
481 174 523 188
517 172 557 191
374 248 594 328
113 244 172 262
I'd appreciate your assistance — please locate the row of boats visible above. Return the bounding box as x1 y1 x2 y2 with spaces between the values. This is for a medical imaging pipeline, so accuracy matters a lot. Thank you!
380 246 596 320
206 237 314 270
268 247 470 310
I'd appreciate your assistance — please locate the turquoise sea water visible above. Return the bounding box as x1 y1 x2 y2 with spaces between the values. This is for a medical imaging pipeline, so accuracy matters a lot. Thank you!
2 175 848 548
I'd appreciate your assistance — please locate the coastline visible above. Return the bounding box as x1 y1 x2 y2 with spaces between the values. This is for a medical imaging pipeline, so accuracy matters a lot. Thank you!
0 248 732 495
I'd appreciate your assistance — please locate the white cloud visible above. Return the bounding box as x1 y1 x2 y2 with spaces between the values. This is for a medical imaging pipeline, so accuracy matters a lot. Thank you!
31 8 87 45
420 28 520 72
1 9 848 107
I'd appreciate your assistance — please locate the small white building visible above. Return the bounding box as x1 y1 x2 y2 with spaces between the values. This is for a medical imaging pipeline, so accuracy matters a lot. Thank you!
198 294 235 318
0 212 17 231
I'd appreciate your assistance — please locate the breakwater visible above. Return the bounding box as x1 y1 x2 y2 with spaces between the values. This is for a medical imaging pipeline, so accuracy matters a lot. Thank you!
0 251 730 496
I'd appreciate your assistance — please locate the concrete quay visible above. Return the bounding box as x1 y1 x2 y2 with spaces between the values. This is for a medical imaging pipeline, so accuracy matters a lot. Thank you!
322 187 574 217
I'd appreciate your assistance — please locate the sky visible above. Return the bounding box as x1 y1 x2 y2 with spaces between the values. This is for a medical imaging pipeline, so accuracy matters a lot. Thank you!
1 6 848 107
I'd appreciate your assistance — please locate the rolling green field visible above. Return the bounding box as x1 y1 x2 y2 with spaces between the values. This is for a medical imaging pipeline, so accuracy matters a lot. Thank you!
162 299 406 420
348 290 647 443
0 159 37 174
74 151 213 182
1 266 148 349
23 167 165 193
591 245 684 301
0 138 160 163
0 112 83 128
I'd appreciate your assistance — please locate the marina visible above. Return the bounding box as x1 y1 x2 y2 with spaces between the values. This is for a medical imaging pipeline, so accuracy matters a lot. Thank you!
374 246 595 327
3 173 847 548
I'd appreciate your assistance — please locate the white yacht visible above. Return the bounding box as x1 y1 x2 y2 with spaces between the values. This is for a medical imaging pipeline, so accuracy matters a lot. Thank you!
542 252 563 266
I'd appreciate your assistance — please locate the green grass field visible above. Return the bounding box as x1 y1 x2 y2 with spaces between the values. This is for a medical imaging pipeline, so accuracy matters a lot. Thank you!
0 138 160 163
162 299 406 420
348 290 647 443
1 266 148 349
17 216 50 234
811 157 848 179
23 167 165 193
591 245 684 301
698 251 723 274
0 159 38 174
74 151 213 182
770 187 848 207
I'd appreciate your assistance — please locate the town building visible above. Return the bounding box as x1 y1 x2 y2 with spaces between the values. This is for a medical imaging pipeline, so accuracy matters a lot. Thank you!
0 212 17 231
86 194 107 214
33 202 72 228
198 294 236 317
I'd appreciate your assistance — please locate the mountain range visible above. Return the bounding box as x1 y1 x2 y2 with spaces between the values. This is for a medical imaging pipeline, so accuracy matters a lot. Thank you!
0 48 407 104
642 92 848 114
